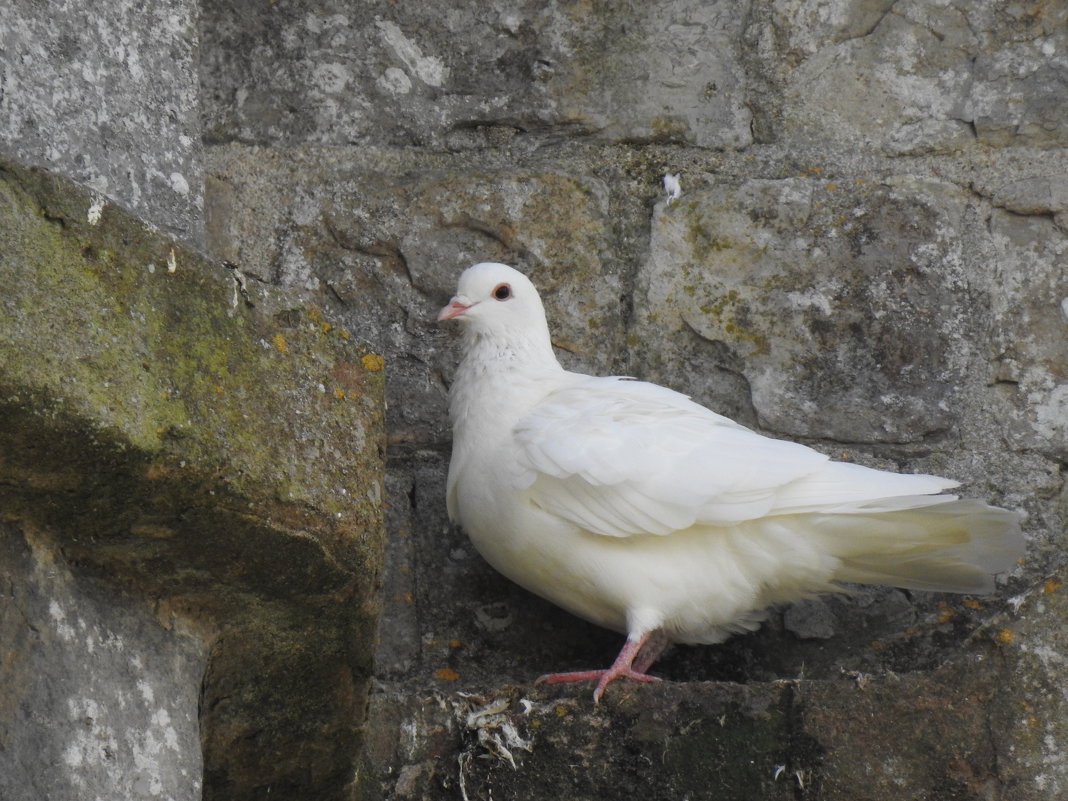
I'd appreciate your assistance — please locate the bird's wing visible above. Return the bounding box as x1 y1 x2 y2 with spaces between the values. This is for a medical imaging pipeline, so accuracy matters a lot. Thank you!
513 376 955 537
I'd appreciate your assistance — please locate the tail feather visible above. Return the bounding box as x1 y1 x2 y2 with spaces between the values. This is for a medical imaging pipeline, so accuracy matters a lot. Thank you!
812 498 1024 594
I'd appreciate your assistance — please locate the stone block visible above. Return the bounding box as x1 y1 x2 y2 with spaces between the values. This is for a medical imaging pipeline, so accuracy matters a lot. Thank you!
984 210 1068 462
369 632 1045 801
637 174 975 443
0 521 206 801
200 0 752 149
0 0 203 241
0 157 385 801
760 0 1068 152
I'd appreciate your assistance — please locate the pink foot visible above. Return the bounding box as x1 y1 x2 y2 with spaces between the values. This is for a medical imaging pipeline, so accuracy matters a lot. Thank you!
537 666 660 702
534 631 670 702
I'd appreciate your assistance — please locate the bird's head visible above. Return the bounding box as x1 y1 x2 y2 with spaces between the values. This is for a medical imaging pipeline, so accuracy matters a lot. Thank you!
438 262 548 338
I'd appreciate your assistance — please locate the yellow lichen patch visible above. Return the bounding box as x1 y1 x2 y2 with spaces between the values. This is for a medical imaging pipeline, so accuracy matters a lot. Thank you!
997 628 1015 644
334 386 346 400
963 598 981 610
272 333 287 353
1044 578 1060 594
650 115 688 140
435 667 460 681
722 320 770 356
448 639 463 649
551 337 582 353
937 603 954 624
361 353 385 371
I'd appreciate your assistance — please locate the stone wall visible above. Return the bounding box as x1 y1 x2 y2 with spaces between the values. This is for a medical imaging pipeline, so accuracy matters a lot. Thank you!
2 1 1067 799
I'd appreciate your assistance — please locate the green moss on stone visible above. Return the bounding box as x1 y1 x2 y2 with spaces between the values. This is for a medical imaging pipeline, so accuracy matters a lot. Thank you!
0 159 384 517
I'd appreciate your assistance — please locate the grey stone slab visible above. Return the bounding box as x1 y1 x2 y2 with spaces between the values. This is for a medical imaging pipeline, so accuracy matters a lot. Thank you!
200 0 752 149
0 521 205 801
0 0 204 242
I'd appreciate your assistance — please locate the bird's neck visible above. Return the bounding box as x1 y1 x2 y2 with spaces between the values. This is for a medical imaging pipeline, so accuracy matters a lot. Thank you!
458 323 562 375
450 328 564 431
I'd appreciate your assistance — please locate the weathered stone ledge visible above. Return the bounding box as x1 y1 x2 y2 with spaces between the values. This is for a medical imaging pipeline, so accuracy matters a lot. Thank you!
0 158 386 800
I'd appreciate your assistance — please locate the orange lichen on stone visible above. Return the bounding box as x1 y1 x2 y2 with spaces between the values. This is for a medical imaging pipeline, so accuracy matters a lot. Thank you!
361 353 385 371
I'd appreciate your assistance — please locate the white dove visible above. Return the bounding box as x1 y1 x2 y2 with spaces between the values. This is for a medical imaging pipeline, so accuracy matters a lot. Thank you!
438 262 1024 701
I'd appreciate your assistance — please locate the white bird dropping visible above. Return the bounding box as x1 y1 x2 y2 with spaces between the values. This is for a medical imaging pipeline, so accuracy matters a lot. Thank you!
439 262 1024 702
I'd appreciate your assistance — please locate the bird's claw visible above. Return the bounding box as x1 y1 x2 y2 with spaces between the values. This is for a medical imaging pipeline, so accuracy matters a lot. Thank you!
535 666 661 702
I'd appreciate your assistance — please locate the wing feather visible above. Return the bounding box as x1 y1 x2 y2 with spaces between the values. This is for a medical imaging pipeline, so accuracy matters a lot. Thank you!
515 377 818 536
514 376 960 538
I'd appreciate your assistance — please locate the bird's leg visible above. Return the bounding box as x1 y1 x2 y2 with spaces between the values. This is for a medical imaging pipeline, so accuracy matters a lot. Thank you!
535 630 665 702
632 629 671 674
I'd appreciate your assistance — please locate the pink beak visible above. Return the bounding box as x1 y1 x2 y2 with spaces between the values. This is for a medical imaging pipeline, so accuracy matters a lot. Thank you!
437 298 471 321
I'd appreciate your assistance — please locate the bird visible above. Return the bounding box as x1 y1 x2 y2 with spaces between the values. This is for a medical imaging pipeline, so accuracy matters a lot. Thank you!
663 172 682 204
438 262 1025 702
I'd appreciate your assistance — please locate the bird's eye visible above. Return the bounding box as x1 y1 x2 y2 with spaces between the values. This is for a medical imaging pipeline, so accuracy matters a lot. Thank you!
493 283 512 301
